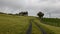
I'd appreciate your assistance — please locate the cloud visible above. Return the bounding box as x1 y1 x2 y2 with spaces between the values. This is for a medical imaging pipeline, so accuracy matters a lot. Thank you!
0 0 60 18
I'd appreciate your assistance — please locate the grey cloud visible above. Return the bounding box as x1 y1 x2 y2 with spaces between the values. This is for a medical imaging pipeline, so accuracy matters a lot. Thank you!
0 0 60 18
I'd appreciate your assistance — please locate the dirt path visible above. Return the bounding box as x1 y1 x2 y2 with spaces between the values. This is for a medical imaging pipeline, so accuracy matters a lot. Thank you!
26 20 32 34
26 19 47 34
34 22 47 34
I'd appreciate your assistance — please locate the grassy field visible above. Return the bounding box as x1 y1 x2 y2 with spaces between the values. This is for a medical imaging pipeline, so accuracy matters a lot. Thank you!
41 18 60 27
32 22 42 34
33 18 60 34
0 14 60 34
0 14 30 34
0 14 43 34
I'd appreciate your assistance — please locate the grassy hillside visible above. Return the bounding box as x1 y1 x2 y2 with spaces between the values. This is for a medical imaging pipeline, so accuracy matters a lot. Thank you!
32 22 42 34
34 18 60 34
0 14 43 34
0 14 30 34
41 18 60 27
0 14 60 34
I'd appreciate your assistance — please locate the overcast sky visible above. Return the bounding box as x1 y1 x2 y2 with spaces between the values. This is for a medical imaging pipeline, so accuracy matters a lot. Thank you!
0 0 60 18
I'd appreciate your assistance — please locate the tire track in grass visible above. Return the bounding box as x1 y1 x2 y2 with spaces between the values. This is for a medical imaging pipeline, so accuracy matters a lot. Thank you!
26 19 47 34
34 22 47 34
26 19 32 34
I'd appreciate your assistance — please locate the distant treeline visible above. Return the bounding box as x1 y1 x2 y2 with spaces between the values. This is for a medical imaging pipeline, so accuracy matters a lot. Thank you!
0 11 44 18
0 12 28 16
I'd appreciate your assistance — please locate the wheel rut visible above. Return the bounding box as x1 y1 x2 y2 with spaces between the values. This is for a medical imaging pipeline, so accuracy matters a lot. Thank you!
26 19 32 34
26 19 47 34
34 22 47 34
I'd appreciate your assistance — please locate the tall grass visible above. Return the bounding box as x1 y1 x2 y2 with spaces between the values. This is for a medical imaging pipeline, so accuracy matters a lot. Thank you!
34 17 60 34
41 18 60 27
33 18 55 34
0 14 30 34
32 22 42 34
0 14 60 34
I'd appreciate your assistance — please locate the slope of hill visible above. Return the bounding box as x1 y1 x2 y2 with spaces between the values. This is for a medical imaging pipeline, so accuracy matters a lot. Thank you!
0 14 60 34
34 18 60 34
0 14 30 34
41 18 60 27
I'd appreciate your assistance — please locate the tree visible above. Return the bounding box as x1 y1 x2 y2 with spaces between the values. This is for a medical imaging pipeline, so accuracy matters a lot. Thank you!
37 12 44 18
0 12 6 14
19 11 28 16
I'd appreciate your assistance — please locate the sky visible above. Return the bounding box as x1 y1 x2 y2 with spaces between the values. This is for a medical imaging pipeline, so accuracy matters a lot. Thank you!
0 0 60 18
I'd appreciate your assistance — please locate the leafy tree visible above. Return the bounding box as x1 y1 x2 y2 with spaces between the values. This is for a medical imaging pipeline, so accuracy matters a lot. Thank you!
19 12 28 16
37 12 44 18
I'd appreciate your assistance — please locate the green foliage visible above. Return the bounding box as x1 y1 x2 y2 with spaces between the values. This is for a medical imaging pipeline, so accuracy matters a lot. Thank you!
18 12 28 16
41 18 60 27
37 12 44 18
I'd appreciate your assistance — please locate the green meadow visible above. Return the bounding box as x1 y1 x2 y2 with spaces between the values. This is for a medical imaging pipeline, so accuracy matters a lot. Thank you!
0 14 60 34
